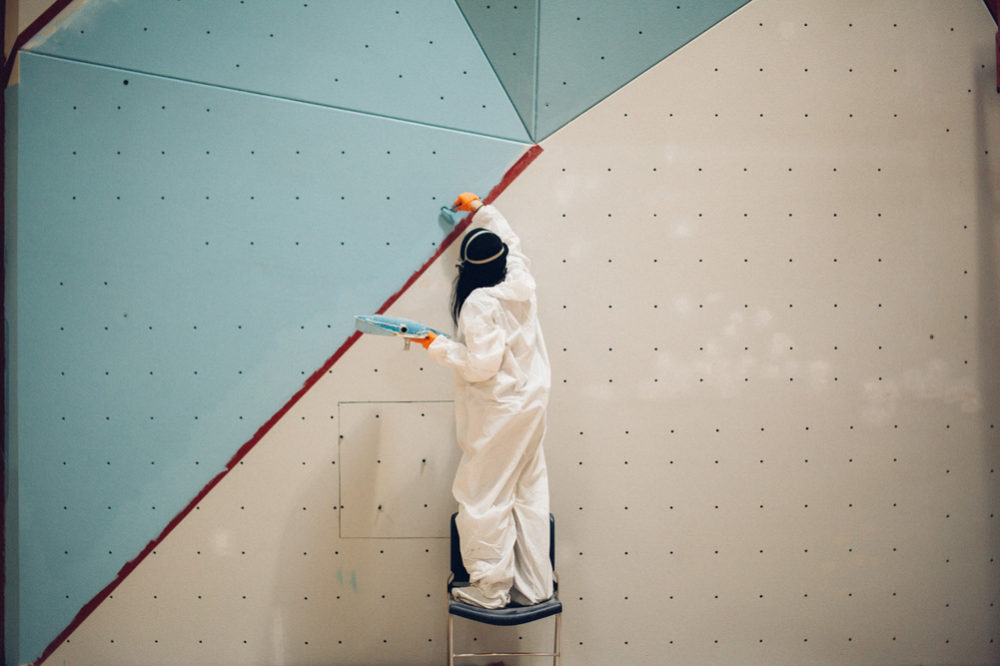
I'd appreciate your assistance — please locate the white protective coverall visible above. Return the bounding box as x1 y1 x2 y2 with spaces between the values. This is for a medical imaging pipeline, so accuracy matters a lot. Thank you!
428 204 553 609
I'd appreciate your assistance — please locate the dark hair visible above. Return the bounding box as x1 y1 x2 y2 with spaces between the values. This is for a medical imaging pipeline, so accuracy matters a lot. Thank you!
452 230 508 325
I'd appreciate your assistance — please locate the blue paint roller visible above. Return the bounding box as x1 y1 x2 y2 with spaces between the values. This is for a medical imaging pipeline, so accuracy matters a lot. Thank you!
439 204 464 226
355 314 449 350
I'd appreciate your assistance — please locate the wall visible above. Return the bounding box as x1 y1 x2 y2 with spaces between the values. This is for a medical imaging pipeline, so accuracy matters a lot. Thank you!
5 1 999 665
5 1 750 663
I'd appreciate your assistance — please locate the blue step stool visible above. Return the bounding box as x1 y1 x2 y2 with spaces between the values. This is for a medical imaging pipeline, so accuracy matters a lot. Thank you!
447 512 562 665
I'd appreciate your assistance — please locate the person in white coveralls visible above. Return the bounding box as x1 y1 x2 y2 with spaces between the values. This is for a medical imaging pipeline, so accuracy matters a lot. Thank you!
418 192 554 609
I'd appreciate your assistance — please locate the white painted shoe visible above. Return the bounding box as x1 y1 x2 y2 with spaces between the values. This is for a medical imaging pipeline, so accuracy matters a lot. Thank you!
510 587 552 607
451 585 508 609
509 588 532 606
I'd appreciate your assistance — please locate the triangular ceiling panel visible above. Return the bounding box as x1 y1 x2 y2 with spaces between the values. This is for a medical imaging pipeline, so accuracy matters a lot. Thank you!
459 0 751 141
456 0 540 139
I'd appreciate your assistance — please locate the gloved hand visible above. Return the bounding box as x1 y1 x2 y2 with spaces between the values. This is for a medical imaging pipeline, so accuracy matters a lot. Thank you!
453 192 481 212
416 332 437 349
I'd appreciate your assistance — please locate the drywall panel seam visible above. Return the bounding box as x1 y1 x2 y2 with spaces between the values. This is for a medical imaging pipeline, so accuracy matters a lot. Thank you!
338 400 456 405
452 0 534 143
23 51 535 146
532 0 541 141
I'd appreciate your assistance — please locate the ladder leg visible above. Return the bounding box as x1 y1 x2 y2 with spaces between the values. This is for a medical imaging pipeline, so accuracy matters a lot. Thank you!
553 613 562 666
448 614 455 666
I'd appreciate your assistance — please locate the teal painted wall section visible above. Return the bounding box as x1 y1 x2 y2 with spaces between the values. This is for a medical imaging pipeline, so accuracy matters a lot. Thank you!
26 0 530 142
10 48 527 663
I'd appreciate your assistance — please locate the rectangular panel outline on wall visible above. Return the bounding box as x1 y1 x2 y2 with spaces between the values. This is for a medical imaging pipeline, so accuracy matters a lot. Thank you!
338 399 456 540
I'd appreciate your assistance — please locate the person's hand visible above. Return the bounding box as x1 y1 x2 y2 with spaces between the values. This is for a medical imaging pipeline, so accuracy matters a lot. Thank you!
416 332 437 349
453 192 481 212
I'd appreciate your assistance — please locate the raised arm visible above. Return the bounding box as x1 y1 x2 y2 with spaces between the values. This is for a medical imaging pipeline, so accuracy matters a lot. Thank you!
455 193 530 273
